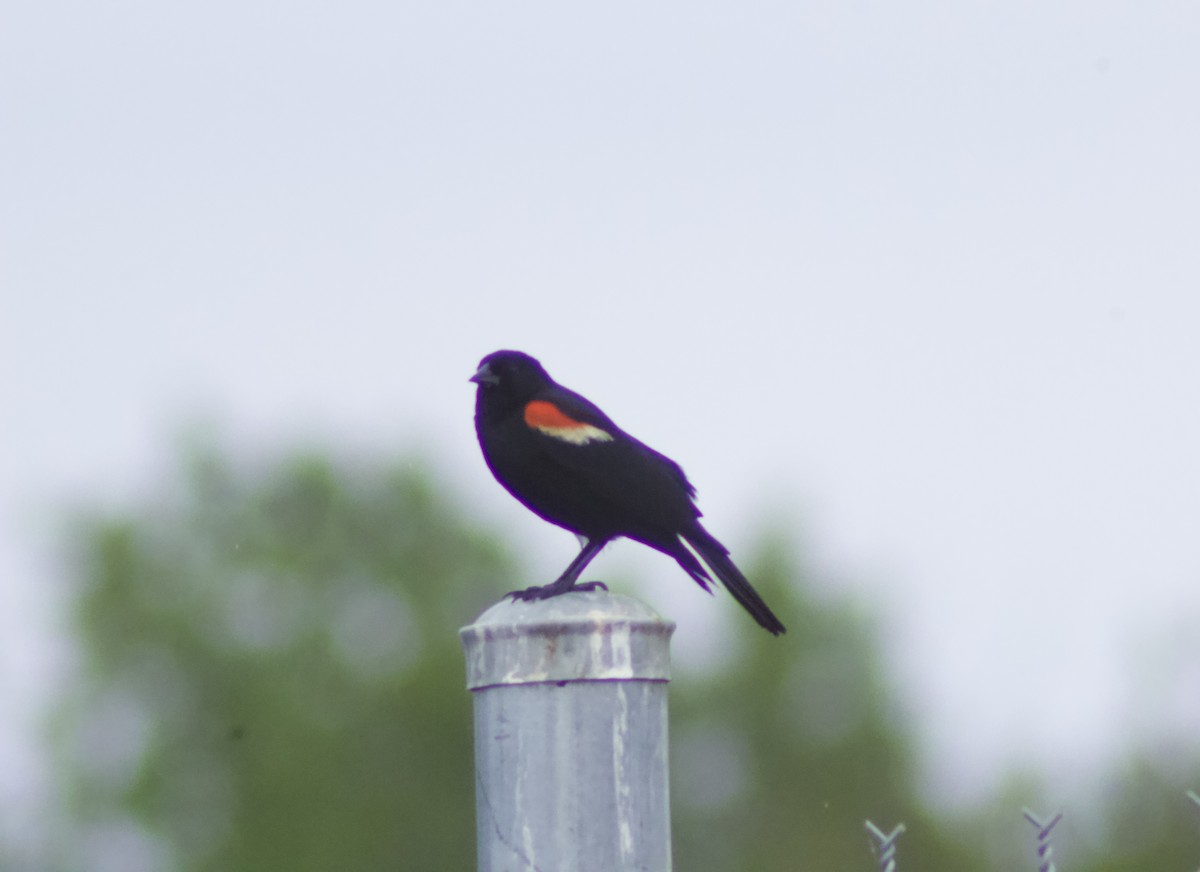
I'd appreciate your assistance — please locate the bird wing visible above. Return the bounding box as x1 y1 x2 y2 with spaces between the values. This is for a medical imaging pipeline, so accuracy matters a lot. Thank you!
521 388 700 530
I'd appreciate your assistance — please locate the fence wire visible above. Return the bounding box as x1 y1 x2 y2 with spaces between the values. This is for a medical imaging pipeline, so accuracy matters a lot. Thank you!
864 790 1200 871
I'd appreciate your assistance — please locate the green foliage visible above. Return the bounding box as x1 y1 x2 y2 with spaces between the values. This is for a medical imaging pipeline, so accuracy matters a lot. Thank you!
1080 764 1200 872
669 538 982 872
55 444 510 871
48 438 1200 871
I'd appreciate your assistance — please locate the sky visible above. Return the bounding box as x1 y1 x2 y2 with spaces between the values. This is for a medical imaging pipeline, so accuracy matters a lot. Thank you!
3 0 1200 854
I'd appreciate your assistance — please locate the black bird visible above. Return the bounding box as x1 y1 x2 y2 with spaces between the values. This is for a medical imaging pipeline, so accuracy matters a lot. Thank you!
470 350 786 635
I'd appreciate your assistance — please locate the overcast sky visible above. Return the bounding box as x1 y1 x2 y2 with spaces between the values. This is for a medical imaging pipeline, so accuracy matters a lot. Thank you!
4 0 1199 852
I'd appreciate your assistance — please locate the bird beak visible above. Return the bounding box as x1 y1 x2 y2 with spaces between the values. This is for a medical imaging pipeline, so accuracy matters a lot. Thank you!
470 363 499 386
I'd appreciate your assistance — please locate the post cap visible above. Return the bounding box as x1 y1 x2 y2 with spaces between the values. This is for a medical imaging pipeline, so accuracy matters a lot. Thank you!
460 590 675 690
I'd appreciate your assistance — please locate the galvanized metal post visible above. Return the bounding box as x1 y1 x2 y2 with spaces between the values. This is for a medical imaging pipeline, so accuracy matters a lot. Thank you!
460 590 675 872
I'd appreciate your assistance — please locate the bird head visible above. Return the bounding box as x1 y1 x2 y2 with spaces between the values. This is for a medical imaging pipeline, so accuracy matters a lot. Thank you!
470 350 552 399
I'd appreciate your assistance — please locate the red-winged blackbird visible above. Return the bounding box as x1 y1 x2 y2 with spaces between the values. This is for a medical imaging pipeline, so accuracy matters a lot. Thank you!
471 350 786 636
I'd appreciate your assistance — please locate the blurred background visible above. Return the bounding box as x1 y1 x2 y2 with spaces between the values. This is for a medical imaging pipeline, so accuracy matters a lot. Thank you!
3 1 1199 869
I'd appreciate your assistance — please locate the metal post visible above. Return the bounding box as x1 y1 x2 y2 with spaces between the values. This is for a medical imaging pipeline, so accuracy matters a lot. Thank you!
461 590 675 872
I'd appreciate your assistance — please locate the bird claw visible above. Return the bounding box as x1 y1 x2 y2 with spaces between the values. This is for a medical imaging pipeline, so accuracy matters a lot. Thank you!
571 580 609 593
505 580 609 602
505 586 551 602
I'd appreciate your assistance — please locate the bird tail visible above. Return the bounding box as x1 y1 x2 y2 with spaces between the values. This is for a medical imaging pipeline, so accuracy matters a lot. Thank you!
677 524 786 636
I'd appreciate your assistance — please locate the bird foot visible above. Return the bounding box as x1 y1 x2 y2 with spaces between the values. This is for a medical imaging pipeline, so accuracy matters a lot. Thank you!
506 580 609 602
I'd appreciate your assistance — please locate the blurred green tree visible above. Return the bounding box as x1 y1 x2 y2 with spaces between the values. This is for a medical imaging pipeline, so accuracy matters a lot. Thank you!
1074 763 1200 872
54 442 510 871
52 439 979 870
49 438 1197 871
668 537 982 872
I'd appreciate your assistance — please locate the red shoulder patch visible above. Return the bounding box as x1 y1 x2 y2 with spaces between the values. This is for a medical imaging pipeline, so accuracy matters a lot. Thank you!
524 401 614 445
524 400 585 430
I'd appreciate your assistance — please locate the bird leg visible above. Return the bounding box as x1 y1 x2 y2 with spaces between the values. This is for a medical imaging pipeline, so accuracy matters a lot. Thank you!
507 537 610 601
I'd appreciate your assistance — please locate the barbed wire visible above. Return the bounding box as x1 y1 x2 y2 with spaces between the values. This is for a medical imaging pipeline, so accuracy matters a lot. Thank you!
864 820 905 872
1023 808 1063 872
